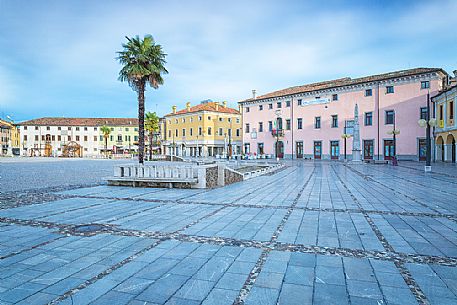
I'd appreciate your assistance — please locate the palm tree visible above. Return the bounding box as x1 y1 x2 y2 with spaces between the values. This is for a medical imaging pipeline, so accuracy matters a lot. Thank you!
117 35 168 164
100 125 111 158
145 111 160 160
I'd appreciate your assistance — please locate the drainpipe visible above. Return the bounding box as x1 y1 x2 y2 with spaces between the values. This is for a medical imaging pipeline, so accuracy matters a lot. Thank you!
376 83 380 160
291 96 294 160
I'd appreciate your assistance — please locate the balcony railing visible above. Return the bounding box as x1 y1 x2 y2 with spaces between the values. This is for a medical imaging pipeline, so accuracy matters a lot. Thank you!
271 129 285 137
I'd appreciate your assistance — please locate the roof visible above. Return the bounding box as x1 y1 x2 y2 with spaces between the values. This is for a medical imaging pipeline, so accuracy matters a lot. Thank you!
165 102 240 117
0 119 13 129
240 67 446 103
18 117 139 127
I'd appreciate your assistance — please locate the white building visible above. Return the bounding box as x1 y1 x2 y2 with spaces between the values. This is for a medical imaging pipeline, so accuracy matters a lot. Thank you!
18 117 139 157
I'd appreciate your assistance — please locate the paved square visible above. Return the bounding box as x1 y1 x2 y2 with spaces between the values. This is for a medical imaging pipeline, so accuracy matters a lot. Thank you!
1 161 457 304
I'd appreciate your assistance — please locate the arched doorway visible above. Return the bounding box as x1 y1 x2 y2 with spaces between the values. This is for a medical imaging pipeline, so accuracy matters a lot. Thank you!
62 141 82 158
446 134 456 163
436 136 444 161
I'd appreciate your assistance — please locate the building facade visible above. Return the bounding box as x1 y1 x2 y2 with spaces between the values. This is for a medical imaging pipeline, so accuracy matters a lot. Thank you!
0 119 20 156
239 68 448 160
433 84 457 162
162 101 242 157
18 118 139 157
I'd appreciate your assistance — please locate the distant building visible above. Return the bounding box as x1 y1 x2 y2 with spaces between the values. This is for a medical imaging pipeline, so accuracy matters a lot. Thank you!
17 117 139 157
433 83 457 162
0 119 20 156
162 101 242 157
239 68 448 161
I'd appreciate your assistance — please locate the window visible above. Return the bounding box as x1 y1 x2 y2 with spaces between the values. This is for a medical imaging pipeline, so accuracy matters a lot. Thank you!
182 118 186 123
110 135 113 141
259 122 263 132
125 135 128 141
245 123 250 133
365 112 373 126
297 118 303 129
24 126 28 130
331 115 338 128
58 135 61 141
190 117 193 122
84 136 88 141
315 96 320 99
134 136 138 141
117 135 122 141
236 129 240 137
76 127 80 131
99 135 103 141
175 119 178 124
259 105 263 111
219 117 223 122
84 148 88 152
94 136 97 141
23 135 27 141
207 127 212 135
182 128 186 137
68 127 72 130
57 127 61 130
134 128 138 131
218 128 223 135
208 116 211 120
245 107 250 113
52 135 55 141
332 94 338 101
421 81 430 89
258 143 264 155
94 148 97 151
420 107 427 120
385 110 395 125
228 118 231 122
84 127 88 131
76 135 80 141
94 127 97 131
450 101 454 120
46 126 50 131
440 105 443 120
286 101 291 107
297 99 302 106
286 119 291 130
198 127 202 136
268 121 273 131
110 127 114 131
198 116 202 121
190 128 193 136
365 89 372 97
35 126 38 130
244 143 250 154
228 129 232 137
125 128 129 131
236 118 240 123
386 86 394 94
277 118 283 130
315 117 321 129
168 130 171 138
35 135 39 141
277 102 282 108
268 103 273 109
175 129 178 137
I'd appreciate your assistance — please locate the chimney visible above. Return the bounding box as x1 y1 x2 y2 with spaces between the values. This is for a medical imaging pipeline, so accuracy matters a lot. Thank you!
223 101 227 108
252 89 256 99
186 102 191 111
215 102 219 111
172 105 177 114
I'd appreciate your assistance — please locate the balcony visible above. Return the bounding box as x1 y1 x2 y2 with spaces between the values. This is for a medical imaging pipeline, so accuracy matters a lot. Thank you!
271 129 285 137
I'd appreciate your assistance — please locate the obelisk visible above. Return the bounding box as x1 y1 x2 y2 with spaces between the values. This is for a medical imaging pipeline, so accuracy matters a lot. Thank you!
352 103 362 162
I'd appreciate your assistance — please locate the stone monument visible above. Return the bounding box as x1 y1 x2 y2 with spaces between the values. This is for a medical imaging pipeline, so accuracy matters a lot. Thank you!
351 103 362 162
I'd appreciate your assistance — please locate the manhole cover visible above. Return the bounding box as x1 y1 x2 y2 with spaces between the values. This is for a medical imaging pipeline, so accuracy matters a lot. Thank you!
73 224 109 233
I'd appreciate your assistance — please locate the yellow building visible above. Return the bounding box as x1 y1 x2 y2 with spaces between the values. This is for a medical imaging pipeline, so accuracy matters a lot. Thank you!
0 119 20 156
162 101 242 157
433 84 457 162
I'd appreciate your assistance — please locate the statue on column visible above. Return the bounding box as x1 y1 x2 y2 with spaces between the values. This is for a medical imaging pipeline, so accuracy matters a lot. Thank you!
352 103 362 162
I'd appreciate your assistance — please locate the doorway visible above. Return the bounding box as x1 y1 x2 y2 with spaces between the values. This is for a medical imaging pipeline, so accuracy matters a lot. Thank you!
363 140 374 160
418 139 426 161
384 140 395 160
276 141 284 158
296 141 303 158
330 141 339 160
314 141 322 160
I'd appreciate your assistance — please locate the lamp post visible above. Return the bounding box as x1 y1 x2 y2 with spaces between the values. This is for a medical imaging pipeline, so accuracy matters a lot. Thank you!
275 110 281 161
341 127 352 161
387 111 400 166
418 91 437 172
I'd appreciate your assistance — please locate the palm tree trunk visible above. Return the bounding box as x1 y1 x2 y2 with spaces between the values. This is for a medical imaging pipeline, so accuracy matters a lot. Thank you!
105 137 108 158
138 81 145 164
149 132 152 161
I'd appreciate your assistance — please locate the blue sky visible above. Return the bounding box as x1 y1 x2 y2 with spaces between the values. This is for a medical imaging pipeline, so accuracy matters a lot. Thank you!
0 0 456 122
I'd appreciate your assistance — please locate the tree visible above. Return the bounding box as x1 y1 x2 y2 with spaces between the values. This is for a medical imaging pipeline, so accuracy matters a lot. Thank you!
100 125 111 158
117 35 168 164
145 111 160 160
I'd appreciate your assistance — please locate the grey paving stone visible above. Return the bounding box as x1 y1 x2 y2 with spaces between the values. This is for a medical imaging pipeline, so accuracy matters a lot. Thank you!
284 265 314 286
92 290 136 305
136 274 189 304
201 288 239 305
215 272 247 291
244 286 280 305
313 283 349 305
174 279 215 301
277 283 313 305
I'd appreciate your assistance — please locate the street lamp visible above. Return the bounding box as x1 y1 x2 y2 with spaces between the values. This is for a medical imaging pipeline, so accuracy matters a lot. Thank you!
275 110 281 161
387 111 400 166
341 128 352 161
418 91 437 172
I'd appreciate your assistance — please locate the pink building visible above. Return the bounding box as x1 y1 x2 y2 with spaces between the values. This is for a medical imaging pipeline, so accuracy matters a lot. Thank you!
239 68 448 160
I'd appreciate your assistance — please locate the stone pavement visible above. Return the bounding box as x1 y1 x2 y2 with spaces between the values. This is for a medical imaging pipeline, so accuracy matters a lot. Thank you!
1 161 457 304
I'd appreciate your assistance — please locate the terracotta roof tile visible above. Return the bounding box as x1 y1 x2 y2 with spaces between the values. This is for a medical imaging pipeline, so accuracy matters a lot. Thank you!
18 117 139 126
165 102 240 116
241 68 446 103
